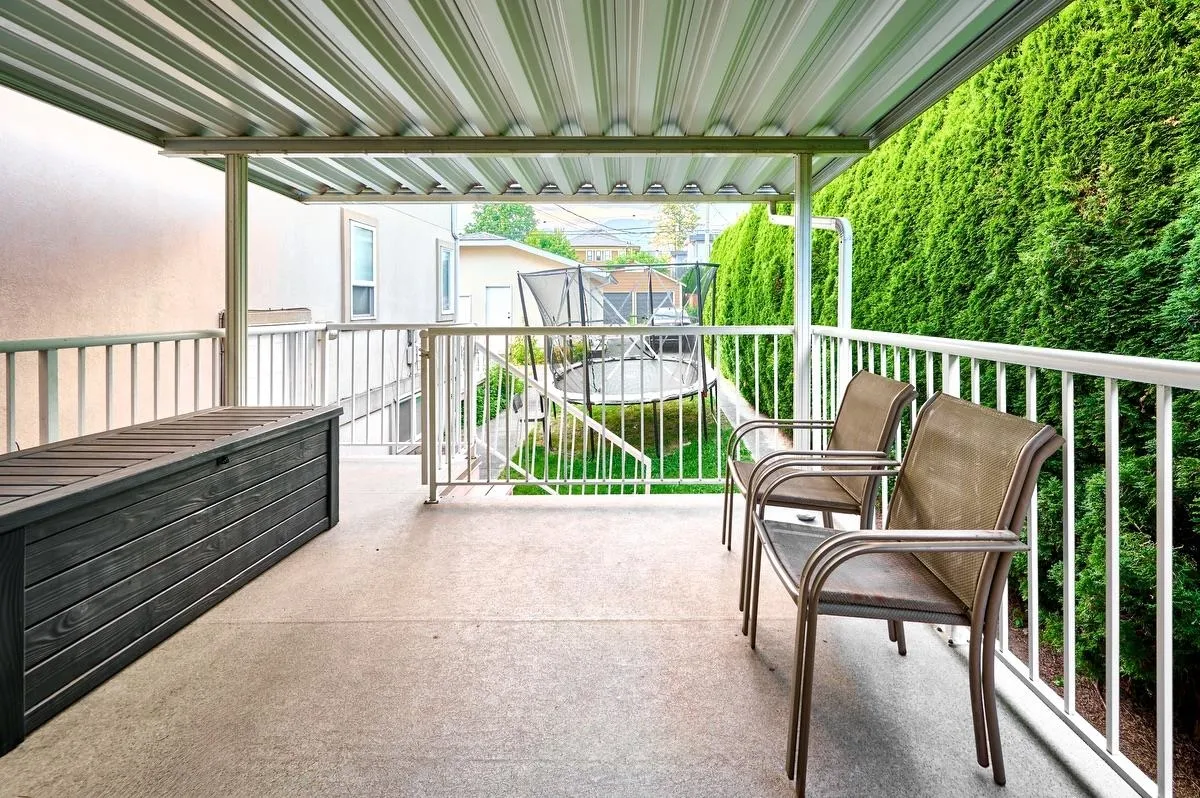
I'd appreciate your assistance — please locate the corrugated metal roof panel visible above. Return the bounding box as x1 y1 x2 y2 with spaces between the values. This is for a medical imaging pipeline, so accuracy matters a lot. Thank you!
0 0 1068 202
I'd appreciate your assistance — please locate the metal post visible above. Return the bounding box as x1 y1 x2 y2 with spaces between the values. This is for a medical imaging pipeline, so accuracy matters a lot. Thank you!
223 154 249 406
793 153 813 445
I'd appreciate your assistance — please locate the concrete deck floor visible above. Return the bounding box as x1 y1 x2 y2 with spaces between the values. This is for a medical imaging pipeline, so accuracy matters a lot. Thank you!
0 457 1136 798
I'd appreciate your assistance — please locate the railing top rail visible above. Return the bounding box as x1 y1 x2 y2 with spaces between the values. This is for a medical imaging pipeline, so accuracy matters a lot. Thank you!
814 324 1200 390
0 329 225 354
328 322 474 332
247 323 327 334
424 324 794 337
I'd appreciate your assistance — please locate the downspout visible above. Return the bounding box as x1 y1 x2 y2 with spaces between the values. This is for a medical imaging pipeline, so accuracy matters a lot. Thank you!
767 204 852 406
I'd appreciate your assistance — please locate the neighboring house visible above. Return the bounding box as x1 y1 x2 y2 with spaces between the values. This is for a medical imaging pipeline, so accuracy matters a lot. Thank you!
686 231 714 263
457 233 578 328
598 268 685 321
564 231 640 264
0 87 456 449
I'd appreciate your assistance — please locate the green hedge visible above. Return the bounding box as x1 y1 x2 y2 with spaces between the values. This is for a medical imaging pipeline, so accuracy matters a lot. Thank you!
711 0 1200 725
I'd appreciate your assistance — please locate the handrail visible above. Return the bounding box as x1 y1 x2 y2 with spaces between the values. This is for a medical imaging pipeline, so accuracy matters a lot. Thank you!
0 329 224 353
814 325 1200 390
426 324 794 337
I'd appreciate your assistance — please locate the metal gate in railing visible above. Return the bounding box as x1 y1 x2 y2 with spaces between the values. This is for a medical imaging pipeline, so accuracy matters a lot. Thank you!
419 324 796 500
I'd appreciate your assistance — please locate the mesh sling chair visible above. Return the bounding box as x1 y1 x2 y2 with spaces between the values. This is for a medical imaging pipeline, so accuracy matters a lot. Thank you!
721 371 914 624
745 393 1062 796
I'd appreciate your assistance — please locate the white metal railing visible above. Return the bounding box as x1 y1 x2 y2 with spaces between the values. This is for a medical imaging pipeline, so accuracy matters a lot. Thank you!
812 324 1199 798
0 323 440 456
1 330 224 453
420 324 794 498
321 323 428 451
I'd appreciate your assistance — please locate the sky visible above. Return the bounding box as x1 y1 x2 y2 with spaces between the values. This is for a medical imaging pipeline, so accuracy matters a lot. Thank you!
531 202 750 248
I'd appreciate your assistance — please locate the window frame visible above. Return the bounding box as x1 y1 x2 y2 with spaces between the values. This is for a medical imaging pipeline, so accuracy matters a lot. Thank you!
436 239 456 321
342 212 378 321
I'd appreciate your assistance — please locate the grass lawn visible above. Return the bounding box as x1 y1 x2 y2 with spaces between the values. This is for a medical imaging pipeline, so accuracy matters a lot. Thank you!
505 397 747 495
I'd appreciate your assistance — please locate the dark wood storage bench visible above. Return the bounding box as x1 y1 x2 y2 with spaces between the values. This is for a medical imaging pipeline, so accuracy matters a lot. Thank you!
0 405 341 755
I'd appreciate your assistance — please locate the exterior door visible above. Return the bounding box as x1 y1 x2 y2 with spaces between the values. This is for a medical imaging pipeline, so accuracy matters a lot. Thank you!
485 286 512 326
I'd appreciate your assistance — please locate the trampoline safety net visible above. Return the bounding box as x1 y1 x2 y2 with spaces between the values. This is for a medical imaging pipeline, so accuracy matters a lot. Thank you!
517 263 718 407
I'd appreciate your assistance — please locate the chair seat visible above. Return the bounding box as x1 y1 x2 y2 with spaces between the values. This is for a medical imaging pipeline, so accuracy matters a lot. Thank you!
758 520 971 625
730 460 861 515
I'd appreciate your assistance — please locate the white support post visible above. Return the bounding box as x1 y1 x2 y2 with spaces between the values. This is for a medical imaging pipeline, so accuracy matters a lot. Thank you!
793 153 813 445
223 154 249 406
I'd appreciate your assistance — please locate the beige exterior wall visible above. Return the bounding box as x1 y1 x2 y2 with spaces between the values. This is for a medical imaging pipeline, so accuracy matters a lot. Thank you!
457 243 565 329
0 88 454 451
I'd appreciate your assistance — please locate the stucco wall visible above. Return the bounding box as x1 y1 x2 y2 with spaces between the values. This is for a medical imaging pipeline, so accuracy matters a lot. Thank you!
0 87 454 451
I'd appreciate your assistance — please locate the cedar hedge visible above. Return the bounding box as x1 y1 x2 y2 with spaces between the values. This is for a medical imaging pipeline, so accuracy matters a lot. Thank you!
711 0 1200 726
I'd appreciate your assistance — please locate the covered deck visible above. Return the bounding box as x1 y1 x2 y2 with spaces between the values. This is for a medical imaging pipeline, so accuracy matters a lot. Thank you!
0 458 1131 797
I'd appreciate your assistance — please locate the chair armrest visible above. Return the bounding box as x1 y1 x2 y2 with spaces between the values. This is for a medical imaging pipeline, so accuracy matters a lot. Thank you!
788 528 1027 607
751 462 901 515
747 448 891 477
727 418 835 460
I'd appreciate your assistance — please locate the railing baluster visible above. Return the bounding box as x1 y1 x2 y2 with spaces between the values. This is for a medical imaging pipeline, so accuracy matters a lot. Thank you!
173 341 182 415
5 352 15 452
942 353 960 397
152 341 161 420
970 358 980 404
1104 376 1120 754
77 347 87 437
774 334 780 420
105 344 115 429
713 332 722 479
1062 371 1077 717
1156 384 1174 798
129 343 139 426
924 349 934 402
754 334 761 413
349 331 357 445
192 339 201 411
996 361 1008 651
1026 365 1039 682
211 337 220 407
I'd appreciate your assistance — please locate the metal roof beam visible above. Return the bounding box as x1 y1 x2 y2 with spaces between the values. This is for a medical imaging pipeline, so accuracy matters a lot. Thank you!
160 134 871 157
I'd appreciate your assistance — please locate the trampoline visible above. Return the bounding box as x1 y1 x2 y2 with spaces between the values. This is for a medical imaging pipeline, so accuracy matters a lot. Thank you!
517 263 718 409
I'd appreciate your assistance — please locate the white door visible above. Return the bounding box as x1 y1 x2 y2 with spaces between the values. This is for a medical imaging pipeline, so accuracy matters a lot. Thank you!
485 286 512 326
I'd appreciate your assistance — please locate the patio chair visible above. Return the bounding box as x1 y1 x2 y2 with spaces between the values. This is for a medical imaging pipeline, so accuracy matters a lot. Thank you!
745 393 1062 795
721 370 914 624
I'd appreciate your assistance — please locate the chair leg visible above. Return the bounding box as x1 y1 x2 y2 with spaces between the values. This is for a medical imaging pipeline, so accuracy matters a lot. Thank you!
893 621 907 656
982 614 1006 784
887 619 896 642
821 510 833 529
968 620 989 768
786 593 811 781
793 605 823 796
738 493 756 613
748 535 763 648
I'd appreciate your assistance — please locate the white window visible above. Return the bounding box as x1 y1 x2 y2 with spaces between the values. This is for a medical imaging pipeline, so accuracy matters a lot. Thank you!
346 217 377 320
436 240 455 321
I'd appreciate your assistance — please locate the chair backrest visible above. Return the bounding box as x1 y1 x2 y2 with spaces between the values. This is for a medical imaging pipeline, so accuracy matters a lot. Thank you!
886 393 1063 610
825 371 917 506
